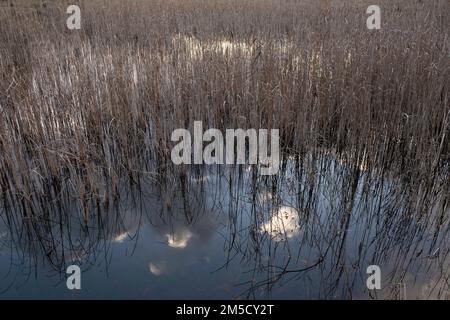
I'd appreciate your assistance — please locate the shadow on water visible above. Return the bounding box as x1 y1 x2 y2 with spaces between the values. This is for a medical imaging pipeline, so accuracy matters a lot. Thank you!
0 150 449 299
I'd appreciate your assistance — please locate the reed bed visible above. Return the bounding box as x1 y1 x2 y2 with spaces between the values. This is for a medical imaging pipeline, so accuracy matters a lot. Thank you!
0 0 448 265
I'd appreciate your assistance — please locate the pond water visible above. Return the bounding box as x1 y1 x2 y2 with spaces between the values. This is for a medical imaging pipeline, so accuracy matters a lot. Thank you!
0 154 449 299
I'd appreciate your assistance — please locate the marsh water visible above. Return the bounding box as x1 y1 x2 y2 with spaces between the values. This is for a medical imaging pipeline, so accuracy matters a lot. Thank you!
0 152 449 300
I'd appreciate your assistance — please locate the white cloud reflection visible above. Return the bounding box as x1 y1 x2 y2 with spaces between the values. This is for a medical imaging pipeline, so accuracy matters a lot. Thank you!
166 229 193 249
112 232 129 243
259 206 300 241
149 261 168 276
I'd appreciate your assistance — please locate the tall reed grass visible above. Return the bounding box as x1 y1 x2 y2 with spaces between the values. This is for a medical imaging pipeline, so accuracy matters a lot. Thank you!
0 0 448 215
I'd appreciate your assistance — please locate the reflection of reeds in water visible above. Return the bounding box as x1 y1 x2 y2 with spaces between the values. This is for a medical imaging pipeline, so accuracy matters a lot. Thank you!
0 155 448 298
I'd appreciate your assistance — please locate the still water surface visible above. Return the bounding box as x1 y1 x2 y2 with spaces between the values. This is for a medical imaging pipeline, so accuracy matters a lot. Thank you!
0 155 449 299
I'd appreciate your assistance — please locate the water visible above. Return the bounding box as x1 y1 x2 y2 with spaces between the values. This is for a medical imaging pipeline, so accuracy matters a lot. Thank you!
0 154 449 299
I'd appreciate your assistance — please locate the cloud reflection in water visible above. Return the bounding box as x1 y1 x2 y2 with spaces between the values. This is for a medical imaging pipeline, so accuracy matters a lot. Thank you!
166 229 194 249
259 206 300 241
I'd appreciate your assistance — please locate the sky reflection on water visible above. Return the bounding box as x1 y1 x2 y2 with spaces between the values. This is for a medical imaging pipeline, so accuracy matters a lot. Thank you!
0 155 449 299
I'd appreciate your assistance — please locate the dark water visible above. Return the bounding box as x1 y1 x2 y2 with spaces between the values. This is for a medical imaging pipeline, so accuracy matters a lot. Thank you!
0 154 449 299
